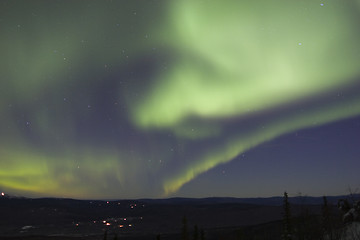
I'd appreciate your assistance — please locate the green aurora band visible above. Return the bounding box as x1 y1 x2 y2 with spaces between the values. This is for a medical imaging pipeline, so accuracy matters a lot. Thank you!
0 0 360 198
133 0 360 195
133 0 360 129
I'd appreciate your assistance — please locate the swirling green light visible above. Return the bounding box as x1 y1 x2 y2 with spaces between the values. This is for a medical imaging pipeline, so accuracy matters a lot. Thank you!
131 0 360 131
163 95 360 195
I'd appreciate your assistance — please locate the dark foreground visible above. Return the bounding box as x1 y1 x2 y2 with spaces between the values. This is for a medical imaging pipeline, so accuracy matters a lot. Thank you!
0 195 349 240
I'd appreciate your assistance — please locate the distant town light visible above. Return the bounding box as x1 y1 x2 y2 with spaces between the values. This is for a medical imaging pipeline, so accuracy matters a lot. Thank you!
106 223 111 226
119 225 124 228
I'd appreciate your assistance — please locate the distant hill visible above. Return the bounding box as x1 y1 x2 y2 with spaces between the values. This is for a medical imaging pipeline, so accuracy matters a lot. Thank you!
2 193 359 206
139 194 360 206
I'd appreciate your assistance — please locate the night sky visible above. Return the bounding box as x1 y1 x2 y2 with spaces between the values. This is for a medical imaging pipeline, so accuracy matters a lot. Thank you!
1 0 360 199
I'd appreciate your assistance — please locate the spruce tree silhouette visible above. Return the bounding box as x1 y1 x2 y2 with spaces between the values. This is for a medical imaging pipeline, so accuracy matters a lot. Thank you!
322 196 333 239
282 192 293 240
182 216 189 240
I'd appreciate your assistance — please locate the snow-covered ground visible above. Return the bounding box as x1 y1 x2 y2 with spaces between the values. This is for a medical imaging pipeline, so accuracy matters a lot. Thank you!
341 222 360 240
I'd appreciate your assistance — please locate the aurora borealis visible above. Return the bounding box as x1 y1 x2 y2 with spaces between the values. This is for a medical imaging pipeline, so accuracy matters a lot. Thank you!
1 0 360 199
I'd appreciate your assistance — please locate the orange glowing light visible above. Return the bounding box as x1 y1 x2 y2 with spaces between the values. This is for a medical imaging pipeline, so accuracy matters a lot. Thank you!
106 223 111 226
119 225 124 228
